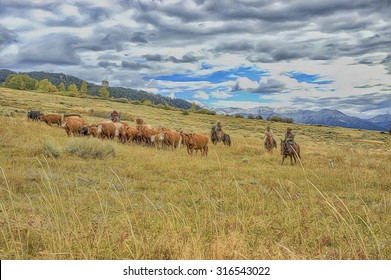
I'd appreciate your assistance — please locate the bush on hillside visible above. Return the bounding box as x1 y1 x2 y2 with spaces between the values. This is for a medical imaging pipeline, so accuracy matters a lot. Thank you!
66 138 116 159
42 138 62 158
197 108 216 115
267 115 293 123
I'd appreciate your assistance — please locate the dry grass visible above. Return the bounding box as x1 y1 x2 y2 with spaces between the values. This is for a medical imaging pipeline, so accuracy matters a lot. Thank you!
0 87 390 260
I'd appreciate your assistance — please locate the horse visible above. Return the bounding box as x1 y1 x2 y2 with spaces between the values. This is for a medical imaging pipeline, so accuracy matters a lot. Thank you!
222 133 231 146
265 134 277 153
281 140 301 165
211 126 224 145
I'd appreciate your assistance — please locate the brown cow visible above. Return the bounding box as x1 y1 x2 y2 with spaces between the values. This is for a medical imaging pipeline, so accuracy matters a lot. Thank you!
40 114 63 126
135 118 144 125
183 133 208 156
137 125 158 145
180 131 192 153
61 117 88 137
97 122 116 139
118 125 139 144
160 129 182 149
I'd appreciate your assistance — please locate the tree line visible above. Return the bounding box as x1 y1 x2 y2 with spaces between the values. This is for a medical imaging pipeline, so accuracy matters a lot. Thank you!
3 73 90 95
0 70 198 110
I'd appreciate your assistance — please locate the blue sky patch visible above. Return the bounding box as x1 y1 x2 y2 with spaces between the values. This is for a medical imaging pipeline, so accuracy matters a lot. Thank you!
286 71 334 85
149 66 269 84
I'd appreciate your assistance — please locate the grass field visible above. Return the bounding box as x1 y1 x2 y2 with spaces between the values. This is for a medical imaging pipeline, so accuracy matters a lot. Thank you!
0 87 390 259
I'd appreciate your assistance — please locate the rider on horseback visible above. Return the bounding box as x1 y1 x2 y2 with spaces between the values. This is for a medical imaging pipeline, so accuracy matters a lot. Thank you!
284 127 295 152
264 125 276 149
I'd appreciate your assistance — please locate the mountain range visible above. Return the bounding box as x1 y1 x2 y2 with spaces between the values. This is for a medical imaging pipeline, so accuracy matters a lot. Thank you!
215 107 391 131
1 69 389 131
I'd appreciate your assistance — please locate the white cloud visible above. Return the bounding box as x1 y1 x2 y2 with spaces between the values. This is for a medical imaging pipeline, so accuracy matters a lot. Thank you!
212 100 267 109
210 90 232 99
193 91 209 100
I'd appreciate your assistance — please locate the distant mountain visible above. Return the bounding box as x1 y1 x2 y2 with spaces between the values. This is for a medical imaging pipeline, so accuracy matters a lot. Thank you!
0 69 197 110
215 106 390 131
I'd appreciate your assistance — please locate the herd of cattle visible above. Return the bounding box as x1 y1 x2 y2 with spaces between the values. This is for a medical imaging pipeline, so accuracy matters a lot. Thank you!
27 111 211 156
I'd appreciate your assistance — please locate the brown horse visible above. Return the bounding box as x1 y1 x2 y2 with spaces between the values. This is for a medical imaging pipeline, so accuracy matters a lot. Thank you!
281 140 301 165
265 134 277 153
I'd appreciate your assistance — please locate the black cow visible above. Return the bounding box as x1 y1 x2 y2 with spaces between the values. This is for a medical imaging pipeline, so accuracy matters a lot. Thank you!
27 110 43 121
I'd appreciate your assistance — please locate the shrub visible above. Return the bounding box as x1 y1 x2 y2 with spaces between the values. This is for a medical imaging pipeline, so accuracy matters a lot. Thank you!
114 97 129 103
182 110 189 115
234 114 244 118
42 138 62 158
66 138 116 159
267 115 293 123
197 109 216 115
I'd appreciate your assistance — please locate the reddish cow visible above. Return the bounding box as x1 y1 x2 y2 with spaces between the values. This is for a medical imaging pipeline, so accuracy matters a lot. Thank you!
118 126 139 144
137 125 158 145
180 131 192 153
61 117 88 137
185 133 209 156
160 130 182 149
97 122 116 139
40 113 63 126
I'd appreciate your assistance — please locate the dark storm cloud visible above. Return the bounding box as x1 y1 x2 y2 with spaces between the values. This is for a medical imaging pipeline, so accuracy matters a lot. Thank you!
142 54 164 62
121 61 151 70
18 33 81 65
213 41 254 53
131 32 148 44
0 25 17 48
98 61 118 68
141 53 199 64
168 53 199 63
250 79 286 94
381 54 391 74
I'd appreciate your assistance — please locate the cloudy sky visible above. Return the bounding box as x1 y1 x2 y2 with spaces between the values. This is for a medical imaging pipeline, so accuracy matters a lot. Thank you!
1 0 391 117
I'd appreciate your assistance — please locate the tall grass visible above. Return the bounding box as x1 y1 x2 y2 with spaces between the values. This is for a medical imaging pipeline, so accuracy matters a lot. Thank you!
0 87 390 259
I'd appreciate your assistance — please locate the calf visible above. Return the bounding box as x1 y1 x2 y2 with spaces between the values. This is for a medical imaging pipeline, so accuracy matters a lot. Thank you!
40 113 63 126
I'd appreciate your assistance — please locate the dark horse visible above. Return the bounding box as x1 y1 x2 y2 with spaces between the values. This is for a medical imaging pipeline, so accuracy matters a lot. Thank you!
265 134 277 153
211 127 231 146
281 140 301 165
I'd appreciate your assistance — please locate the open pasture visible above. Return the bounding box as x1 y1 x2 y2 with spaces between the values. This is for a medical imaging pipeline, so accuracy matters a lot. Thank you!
0 88 390 259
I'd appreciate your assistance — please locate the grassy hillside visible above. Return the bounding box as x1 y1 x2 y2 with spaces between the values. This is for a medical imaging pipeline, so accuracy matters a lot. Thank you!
0 87 390 260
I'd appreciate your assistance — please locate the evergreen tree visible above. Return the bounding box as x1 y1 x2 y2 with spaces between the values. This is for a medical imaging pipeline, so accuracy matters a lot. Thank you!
189 103 197 112
99 86 109 99
59 82 66 91
80 80 88 94
68 83 78 93
37 79 56 92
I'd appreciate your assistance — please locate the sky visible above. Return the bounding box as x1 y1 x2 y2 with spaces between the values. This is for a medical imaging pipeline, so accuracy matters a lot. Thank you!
0 0 391 118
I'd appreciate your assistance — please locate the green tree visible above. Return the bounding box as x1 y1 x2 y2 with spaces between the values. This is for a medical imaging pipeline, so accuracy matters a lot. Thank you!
142 99 152 105
99 86 109 99
189 103 197 112
58 82 66 91
68 83 78 93
80 80 88 94
4 74 37 90
37 79 57 92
